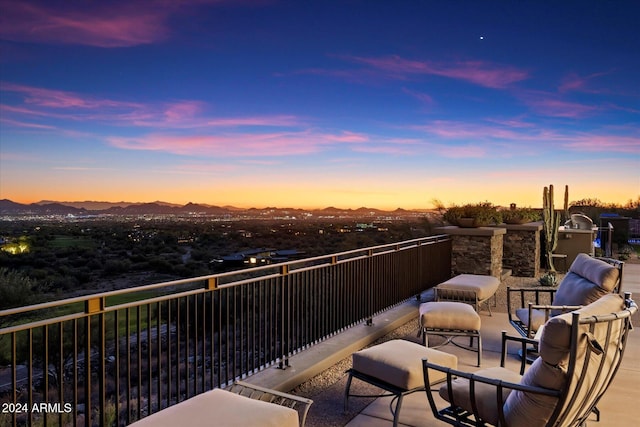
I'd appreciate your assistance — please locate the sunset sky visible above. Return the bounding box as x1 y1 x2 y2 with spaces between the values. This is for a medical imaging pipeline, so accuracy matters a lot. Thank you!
1 1 638 210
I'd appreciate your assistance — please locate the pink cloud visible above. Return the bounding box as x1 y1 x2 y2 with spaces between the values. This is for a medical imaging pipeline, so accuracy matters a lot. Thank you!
434 144 487 158
342 55 529 89
485 117 534 128
516 90 599 118
323 131 369 143
558 71 613 94
0 2 170 47
526 98 598 118
163 101 206 123
414 120 529 141
1 83 143 110
206 115 303 127
401 88 435 106
409 119 639 155
352 145 414 155
106 130 368 157
1 83 305 130
0 1 262 48
564 134 640 154
0 116 57 129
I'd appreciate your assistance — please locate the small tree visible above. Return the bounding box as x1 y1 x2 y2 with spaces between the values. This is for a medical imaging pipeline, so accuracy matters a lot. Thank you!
0 267 41 311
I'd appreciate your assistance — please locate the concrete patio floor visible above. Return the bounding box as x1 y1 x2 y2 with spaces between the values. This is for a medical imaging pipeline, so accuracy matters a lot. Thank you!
247 263 640 427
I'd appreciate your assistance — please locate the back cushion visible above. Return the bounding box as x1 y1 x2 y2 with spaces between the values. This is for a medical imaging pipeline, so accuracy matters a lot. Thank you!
538 294 625 366
568 254 619 292
551 255 619 315
551 273 608 315
504 358 565 427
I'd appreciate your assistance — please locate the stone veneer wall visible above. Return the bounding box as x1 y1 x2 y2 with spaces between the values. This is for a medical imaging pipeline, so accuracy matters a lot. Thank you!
499 222 543 278
435 226 506 278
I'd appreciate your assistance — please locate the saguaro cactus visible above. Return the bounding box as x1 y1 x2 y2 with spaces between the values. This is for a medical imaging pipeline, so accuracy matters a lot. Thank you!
563 185 569 223
543 185 561 272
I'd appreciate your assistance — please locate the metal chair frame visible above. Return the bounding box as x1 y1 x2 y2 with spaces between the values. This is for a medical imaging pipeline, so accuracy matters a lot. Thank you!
422 293 636 427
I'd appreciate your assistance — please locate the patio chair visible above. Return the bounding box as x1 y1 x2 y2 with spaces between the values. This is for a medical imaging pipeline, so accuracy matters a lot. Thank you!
507 254 623 339
422 292 637 427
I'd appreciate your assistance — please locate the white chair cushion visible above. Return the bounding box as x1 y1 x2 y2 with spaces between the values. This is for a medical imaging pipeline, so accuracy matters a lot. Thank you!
128 388 299 427
352 339 457 390
504 358 565 427
539 294 625 366
568 253 619 291
437 274 500 301
420 301 481 331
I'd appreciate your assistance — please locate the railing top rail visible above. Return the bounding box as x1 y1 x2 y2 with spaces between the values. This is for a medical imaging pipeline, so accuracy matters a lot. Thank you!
0 234 450 320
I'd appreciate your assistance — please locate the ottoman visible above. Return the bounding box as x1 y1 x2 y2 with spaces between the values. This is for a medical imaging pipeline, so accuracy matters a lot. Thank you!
419 301 482 366
435 274 500 314
129 387 301 427
344 339 458 427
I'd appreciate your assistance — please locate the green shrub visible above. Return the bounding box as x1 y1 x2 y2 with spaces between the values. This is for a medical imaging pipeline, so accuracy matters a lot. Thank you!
502 208 541 224
443 202 502 227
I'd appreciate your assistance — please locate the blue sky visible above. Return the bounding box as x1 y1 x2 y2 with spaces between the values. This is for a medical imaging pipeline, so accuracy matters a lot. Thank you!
1 0 638 209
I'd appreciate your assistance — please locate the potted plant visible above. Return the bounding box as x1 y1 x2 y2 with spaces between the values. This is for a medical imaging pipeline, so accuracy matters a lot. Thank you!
443 202 502 227
502 207 541 224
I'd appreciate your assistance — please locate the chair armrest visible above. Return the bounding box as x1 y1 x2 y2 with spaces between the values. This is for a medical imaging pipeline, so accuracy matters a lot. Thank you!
229 381 313 427
507 287 558 338
422 358 561 427
507 287 557 316
500 331 540 374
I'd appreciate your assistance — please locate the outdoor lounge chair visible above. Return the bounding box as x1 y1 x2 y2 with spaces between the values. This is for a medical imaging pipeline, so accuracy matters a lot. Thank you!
507 254 623 339
422 292 637 427
128 381 313 427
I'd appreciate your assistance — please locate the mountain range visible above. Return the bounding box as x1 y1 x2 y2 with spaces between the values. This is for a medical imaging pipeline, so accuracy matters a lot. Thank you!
0 199 427 217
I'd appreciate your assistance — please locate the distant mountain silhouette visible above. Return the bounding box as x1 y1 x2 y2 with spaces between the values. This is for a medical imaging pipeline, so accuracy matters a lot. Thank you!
1 199 87 215
0 199 427 217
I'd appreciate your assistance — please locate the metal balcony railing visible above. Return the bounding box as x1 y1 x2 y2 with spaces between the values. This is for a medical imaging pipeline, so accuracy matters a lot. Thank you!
0 235 451 426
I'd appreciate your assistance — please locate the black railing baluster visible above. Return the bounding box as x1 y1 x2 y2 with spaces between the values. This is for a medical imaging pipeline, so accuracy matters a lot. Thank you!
136 306 142 421
73 319 78 427
125 308 131 425
114 310 120 426
146 303 152 417
98 312 106 427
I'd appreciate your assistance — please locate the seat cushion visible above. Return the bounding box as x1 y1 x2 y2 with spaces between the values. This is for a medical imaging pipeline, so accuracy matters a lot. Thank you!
514 307 548 334
503 357 565 427
420 301 481 331
128 388 299 427
437 274 500 301
539 293 625 366
352 339 457 390
439 366 522 425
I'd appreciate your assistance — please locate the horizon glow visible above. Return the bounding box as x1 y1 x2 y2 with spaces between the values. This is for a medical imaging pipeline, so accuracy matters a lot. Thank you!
1 1 639 210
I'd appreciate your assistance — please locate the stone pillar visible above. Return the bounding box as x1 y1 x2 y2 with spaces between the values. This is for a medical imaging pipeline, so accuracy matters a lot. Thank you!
435 226 506 278
498 221 543 278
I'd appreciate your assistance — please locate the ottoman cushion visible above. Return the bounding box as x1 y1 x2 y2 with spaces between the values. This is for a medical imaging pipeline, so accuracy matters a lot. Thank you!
420 301 481 331
129 388 299 427
437 274 500 301
352 339 457 390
